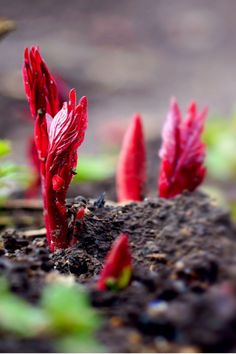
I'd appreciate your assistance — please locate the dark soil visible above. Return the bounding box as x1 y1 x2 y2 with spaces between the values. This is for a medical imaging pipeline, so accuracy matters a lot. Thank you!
1 191 236 352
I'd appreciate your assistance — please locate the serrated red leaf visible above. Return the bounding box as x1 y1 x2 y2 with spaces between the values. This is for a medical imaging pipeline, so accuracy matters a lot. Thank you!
23 46 60 118
45 89 88 250
116 114 146 202
158 98 207 198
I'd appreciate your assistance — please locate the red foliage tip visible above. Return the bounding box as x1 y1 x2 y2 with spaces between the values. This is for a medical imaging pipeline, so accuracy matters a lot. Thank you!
23 46 60 118
45 89 88 250
116 114 146 202
158 98 207 198
97 234 132 291
23 47 61 164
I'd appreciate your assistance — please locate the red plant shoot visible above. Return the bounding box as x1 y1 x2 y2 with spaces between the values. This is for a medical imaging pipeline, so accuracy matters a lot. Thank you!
97 233 132 291
158 98 207 198
23 47 60 196
44 89 87 251
23 47 88 251
116 114 146 202
23 47 60 166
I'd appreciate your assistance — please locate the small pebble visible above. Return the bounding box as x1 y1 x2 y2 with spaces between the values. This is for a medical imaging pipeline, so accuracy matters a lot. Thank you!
147 300 168 316
128 331 141 346
110 316 123 327
175 260 185 270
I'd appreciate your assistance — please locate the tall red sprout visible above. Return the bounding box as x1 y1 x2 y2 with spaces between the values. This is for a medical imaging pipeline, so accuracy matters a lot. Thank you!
23 47 60 196
45 90 87 250
158 98 207 198
116 114 146 202
23 47 88 250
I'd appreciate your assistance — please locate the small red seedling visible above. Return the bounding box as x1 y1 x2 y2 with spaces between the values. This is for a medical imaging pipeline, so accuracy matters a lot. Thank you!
116 114 146 202
158 98 207 198
97 233 132 291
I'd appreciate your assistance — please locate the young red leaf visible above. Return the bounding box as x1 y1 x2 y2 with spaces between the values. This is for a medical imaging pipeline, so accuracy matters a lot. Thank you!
158 98 207 198
23 46 59 118
97 234 132 291
116 114 146 202
44 89 88 251
23 46 60 185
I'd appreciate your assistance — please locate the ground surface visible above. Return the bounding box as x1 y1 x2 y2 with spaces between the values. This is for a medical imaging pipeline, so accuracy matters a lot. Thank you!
1 192 236 352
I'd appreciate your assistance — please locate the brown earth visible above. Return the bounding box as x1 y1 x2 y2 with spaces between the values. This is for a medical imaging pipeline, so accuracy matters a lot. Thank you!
1 192 236 352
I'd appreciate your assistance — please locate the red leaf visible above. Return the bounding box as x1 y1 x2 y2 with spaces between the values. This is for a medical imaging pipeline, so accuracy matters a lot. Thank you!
52 174 64 191
97 234 132 291
116 114 146 202
45 89 88 250
23 46 60 118
158 98 207 198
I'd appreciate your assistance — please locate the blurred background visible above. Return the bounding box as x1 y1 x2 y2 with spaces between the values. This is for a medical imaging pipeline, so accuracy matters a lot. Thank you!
1 0 236 208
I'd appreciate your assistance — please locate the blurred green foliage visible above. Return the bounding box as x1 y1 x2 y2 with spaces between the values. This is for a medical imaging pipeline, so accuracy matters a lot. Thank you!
74 155 116 183
0 140 29 202
203 115 236 181
0 278 103 352
0 279 48 337
0 140 11 157
203 114 236 220
0 140 28 202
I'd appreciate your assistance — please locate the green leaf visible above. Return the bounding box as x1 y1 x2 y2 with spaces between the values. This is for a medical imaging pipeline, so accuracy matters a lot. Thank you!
56 334 104 353
73 155 115 183
0 279 104 351
229 201 236 221
0 280 48 337
203 115 236 180
0 140 11 157
41 283 101 335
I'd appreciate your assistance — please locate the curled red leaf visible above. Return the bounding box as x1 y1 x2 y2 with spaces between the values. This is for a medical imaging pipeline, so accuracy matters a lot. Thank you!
23 46 59 118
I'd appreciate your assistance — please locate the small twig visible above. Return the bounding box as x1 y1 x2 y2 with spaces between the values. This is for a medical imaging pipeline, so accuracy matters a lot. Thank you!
19 228 46 238
1 199 43 211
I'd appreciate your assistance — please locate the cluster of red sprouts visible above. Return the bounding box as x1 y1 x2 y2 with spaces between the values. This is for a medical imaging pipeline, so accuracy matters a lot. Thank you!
22 47 207 291
117 99 207 202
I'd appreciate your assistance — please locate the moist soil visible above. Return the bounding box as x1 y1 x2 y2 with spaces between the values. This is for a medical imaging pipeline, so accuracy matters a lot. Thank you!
1 191 236 352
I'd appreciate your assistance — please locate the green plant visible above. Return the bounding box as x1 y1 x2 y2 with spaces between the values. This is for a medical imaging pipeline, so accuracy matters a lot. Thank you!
203 114 236 181
0 140 28 202
0 278 103 352
73 154 115 183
